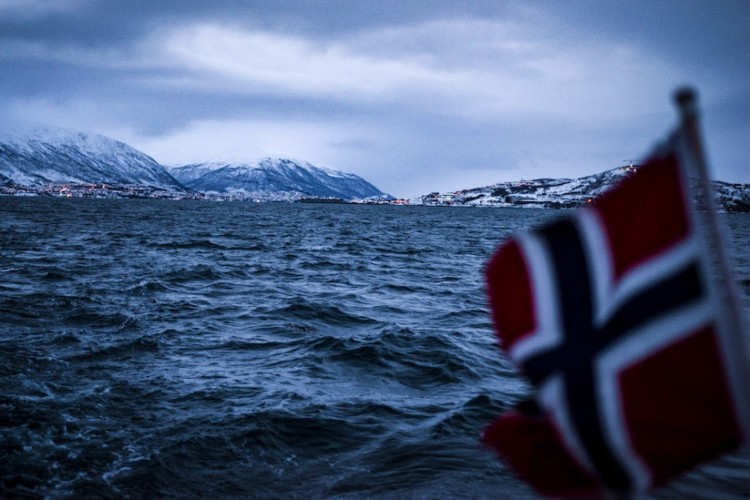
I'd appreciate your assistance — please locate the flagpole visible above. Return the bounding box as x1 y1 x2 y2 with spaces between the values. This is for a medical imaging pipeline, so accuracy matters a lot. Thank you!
674 87 750 444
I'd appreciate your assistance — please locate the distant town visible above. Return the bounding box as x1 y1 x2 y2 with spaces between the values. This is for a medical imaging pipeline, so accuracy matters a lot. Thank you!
3 125 747 211
0 181 205 200
0 180 415 204
2 176 749 213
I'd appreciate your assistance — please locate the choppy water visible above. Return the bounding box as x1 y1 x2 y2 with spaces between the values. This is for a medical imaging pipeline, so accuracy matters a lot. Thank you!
1 197 748 499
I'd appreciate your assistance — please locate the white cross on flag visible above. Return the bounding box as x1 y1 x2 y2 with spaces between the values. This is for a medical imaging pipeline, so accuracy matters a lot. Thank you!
482 89 749 498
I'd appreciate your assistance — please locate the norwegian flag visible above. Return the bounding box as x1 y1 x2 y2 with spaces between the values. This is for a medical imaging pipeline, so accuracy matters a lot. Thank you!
483 92 749 497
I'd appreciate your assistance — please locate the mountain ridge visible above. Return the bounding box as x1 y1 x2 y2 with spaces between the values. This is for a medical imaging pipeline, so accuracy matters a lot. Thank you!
0 123 389 201
0 123 747 211
0 123 185 192
168 158 388 201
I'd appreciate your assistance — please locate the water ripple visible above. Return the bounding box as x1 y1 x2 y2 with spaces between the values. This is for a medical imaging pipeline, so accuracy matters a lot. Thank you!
1 197 747 498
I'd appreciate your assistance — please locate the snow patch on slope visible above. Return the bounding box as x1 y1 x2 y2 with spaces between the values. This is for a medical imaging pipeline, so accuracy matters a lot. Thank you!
169 158 388 201
0 122 185 190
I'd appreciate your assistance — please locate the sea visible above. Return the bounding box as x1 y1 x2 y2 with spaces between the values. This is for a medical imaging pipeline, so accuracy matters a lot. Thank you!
1 196 748 499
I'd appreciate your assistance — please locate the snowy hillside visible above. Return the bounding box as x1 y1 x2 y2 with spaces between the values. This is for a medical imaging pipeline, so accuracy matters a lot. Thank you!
418 165 750 213
0 123 185 191
169 158 388 201
709 180 750 213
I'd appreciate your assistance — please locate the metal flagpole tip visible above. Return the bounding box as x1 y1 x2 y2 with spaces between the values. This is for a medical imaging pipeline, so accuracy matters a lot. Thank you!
674 86 698 115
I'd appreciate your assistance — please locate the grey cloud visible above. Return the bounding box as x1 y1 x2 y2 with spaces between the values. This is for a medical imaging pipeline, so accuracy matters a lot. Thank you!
1 0 747 197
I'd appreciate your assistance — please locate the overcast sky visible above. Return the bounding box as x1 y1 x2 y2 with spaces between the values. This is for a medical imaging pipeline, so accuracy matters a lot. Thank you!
1 0 747 197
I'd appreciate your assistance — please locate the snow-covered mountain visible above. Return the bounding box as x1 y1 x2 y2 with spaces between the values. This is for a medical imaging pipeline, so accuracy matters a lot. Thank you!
0 124 388 201
710 181 750 213
0 123 185 191
169 159 388 201
418 165 750 213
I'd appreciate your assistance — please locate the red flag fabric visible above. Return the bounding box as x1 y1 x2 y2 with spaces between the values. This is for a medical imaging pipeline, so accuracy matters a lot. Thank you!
483 109 749 497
